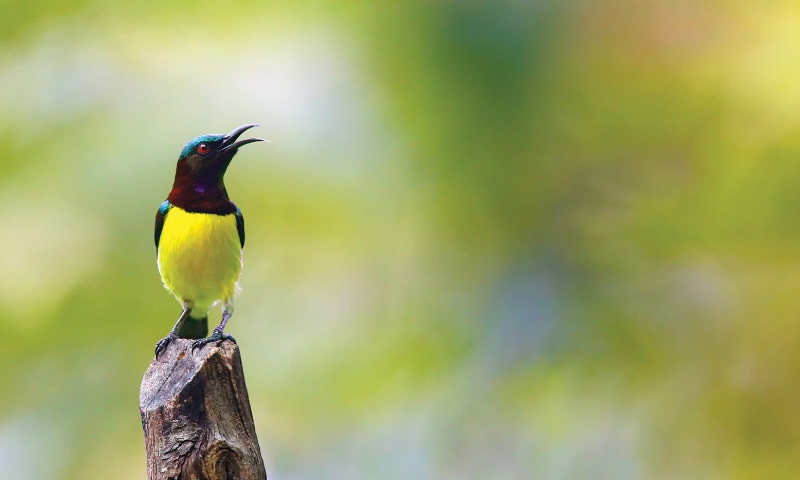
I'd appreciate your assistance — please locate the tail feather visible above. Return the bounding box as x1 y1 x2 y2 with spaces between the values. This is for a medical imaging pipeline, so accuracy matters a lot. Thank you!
177 316 208 339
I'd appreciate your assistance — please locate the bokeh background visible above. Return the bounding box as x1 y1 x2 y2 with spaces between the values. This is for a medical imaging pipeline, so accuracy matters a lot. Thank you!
1 1 799 479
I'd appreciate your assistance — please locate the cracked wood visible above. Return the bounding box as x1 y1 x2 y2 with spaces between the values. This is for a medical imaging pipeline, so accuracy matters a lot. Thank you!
140 339 267 480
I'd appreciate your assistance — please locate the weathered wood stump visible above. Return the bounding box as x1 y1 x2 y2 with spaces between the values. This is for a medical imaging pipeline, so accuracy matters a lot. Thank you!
140 339 267 480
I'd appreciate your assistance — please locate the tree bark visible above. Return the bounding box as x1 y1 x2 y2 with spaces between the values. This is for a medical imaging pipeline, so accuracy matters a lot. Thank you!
140 339 267 480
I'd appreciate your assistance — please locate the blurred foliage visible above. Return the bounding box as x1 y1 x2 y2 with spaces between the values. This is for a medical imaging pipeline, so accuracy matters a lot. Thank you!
2 0 800 479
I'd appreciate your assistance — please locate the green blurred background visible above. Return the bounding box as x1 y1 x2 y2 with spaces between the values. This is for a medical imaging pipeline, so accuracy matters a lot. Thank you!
1 1 799 479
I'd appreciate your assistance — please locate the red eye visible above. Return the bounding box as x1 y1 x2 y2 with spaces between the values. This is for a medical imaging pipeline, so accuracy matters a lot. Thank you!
197 143 210 155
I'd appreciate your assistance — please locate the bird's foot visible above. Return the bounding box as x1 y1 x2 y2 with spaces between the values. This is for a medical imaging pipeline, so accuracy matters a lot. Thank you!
155 333 178 358
191 329 236 353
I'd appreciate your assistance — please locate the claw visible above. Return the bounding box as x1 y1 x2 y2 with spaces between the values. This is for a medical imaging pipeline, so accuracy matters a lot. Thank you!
155 333 177 358
191 330 236 353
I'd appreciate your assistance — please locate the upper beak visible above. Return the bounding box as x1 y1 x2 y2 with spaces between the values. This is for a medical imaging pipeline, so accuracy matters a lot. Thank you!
219 124 266 152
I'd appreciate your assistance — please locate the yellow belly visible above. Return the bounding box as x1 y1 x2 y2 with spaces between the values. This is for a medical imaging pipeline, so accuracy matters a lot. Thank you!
157 207 242 313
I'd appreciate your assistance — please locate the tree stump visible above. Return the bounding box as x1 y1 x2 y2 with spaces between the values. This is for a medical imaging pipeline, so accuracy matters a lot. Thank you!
140 339 267 480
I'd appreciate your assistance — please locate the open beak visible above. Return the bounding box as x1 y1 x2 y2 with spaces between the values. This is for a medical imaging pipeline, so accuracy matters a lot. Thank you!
219 124 266 152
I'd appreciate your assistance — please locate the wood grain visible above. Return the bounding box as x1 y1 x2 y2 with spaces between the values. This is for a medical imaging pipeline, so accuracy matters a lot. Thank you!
140 339 266 480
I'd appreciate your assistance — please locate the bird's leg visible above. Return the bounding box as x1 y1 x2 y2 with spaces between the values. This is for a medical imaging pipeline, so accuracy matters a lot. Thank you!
192 301 237 352
155 306 192 357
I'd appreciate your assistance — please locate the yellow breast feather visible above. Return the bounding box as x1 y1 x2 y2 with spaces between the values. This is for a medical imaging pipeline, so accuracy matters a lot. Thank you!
157 207 242 313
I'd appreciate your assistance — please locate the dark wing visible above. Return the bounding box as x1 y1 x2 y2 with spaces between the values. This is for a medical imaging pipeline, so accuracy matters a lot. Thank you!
155 200 172 249
235 205 245 248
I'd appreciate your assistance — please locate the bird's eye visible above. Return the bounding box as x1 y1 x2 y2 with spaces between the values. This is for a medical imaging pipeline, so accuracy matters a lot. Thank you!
197 143 210 155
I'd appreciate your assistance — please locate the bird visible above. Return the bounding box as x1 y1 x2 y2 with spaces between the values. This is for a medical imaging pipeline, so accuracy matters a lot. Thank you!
154 124 264 357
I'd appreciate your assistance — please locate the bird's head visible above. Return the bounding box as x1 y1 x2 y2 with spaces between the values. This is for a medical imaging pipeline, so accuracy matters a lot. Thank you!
176 124 264 187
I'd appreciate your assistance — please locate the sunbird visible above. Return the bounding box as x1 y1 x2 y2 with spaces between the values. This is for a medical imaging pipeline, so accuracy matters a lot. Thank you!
154 124 264 357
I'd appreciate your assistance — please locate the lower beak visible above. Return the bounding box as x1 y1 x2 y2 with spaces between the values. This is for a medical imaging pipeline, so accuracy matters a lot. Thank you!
219 124 266 152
